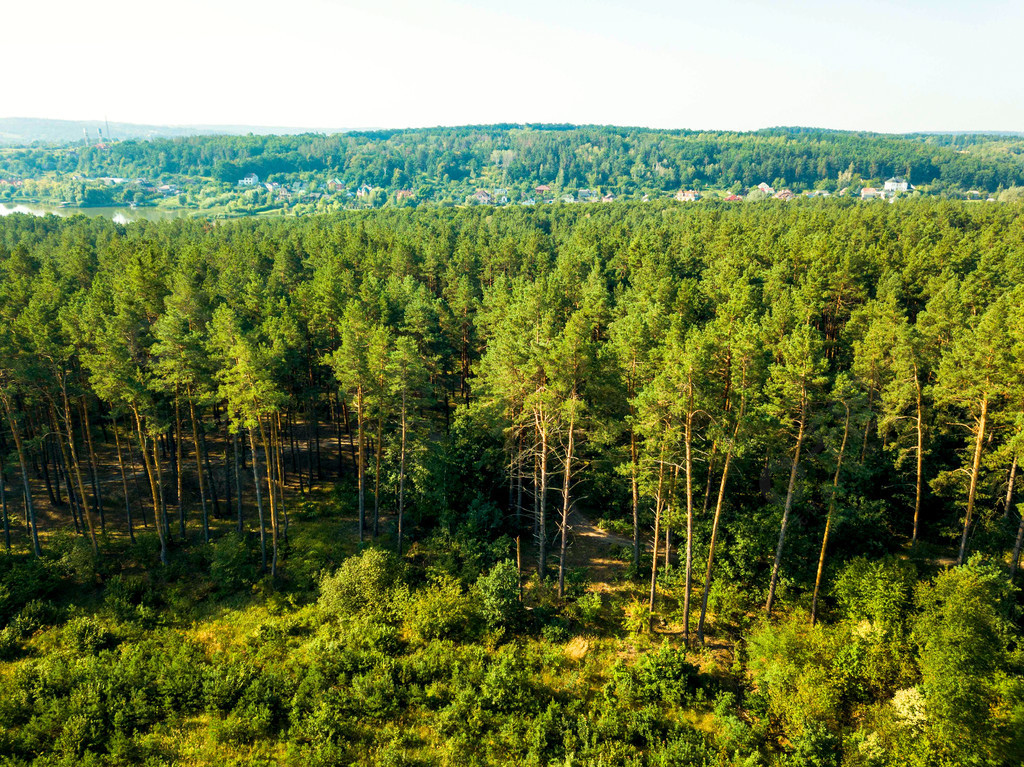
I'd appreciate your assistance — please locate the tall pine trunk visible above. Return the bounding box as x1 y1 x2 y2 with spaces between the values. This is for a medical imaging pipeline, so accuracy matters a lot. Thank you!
697 403 744 644
187 393 209 544
79 397 104 534
397 389 407 555
134 409 166 566
811 403 850 625
2 397 40 557
112 413 135 544
766 393 807 617
257 418 278 578
557 401 576 599
683 409 694 646
357 387 366 544
249 427 268 572
648 448 667 632
536 405 549 577
958 396 988 566
912 368 925 545
62 388 98 554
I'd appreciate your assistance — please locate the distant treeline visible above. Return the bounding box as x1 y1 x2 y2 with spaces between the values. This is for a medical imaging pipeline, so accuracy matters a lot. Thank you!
3 125 1024 193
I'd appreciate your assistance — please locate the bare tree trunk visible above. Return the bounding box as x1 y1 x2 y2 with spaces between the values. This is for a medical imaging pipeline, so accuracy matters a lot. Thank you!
275 413 288 541
2 396 40 557
536 405 549 577
248 427 267 572
683 410 694 647
187 393 209 544
357 387 366 545
1011 511 1024 583
133 409 166 566
154 430 168 542
126 423 145 523
40 420 58 505
62 388 98 554
79 397 104 534
648 448 667 632
1004 455 1017 519
860 386 875 463
630 428 640 572
1 465 8 553
374 411 382 539
958 397 988 566
234 431 243 533
201 410 222 519
516 432 524 531
697 402 744 644
397 389 407 555
811 403 850 625
257 418 278 578
175 395 185 539
112 413 135 544
701 440 718 516
557 401 576 599
913 371 925 545
50 405 82 534
766 395 807 617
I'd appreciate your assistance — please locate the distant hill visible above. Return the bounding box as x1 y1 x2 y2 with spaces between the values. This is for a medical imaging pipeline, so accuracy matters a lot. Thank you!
3 123 1024 195
0 117 351 146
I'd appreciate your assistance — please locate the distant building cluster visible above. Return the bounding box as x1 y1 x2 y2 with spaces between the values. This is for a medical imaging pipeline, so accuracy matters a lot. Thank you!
861 177 912 200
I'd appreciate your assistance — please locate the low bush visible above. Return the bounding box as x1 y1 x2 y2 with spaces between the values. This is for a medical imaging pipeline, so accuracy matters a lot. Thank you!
319 548 403 618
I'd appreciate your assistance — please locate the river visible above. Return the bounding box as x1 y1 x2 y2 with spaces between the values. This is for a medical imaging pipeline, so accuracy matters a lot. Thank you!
0 202 195 224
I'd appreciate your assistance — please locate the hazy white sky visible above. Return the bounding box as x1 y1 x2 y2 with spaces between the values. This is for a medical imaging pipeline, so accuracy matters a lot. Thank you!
4 0 1021 132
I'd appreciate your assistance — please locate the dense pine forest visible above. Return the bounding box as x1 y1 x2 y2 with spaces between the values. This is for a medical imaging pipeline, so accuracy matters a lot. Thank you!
5 125 1024 201
1 198 1023 765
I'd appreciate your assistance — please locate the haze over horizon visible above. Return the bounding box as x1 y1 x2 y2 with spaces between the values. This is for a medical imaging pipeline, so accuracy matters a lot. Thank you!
5 0 1023 135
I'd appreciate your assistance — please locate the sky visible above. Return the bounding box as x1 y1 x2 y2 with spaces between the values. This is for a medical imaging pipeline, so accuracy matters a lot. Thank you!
3 0 1022 133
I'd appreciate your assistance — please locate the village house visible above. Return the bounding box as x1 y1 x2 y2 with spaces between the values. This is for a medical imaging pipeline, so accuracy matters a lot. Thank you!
884 177 909 193
357 184 374 198
395 189 415 201
757 182 775 195
326 178 345 192
602 193 615 202
773 189 796 201
473 189 493 204
535 185 551 193
724 194 744 201
675 189 701 202
860 187 882 200
237 173 259 187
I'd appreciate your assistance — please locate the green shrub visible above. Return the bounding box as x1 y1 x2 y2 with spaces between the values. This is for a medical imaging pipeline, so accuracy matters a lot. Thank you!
403 574 480 643
913 555 1018 760
0 557 61 622
209 532 259 592
570 591 603 625
747 618 847 738
622 598 651 634
0 625 20 660
62 616 115 655
475 560 524 632
103 575 157 625
319 548 403 618
480 644 537 714
606 643 698 707
648 725 716 767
